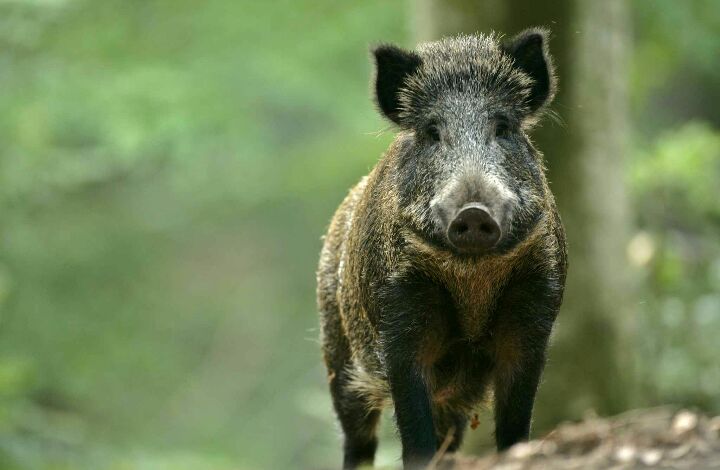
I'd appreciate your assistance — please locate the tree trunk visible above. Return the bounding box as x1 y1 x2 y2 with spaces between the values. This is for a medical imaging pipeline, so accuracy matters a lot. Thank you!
412 0 635 437
549 0 635 421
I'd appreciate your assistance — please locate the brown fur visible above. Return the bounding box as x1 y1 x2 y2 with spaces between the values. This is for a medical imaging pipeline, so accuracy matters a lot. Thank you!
317 133 565 412
317 31 567 468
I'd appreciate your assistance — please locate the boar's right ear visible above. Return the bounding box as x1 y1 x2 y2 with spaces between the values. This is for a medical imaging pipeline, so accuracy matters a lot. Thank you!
372 44 422 125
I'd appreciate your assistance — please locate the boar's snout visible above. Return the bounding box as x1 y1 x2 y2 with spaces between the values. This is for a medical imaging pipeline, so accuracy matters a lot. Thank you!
447 203 501 254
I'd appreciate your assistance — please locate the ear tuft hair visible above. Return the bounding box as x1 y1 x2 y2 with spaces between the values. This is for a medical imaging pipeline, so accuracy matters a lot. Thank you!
372 44 422 125
503 28 556 115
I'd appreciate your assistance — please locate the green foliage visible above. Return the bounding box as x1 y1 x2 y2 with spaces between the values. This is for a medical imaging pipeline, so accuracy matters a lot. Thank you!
630 122 720 410
627 0 720 415
632 0 720 105
0 0 717 468
0 1 405 468
632 122 720 225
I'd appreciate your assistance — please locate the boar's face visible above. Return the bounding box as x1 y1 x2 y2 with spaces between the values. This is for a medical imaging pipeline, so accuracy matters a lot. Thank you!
373 30 557 256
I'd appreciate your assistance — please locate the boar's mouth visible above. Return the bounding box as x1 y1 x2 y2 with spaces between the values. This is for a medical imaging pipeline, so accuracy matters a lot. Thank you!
403 202 547 259
404 222 503 259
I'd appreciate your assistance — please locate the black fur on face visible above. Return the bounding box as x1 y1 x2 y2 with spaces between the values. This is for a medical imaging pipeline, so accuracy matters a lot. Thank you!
372 31 556 256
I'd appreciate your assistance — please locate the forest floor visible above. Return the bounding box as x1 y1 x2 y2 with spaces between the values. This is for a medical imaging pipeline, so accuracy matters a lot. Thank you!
435 408 720 469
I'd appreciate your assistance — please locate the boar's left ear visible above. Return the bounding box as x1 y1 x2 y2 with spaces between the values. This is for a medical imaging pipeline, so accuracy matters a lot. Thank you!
372 44 422 125
504 28 556 115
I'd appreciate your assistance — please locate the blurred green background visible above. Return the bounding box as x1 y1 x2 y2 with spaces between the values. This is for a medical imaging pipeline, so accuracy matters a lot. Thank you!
0 1 718 469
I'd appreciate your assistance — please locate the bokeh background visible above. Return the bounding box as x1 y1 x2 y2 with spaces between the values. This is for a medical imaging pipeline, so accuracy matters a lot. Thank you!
0 1 718 469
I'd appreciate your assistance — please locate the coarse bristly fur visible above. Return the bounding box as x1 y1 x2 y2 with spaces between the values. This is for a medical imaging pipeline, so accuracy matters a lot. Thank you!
317 29 567 470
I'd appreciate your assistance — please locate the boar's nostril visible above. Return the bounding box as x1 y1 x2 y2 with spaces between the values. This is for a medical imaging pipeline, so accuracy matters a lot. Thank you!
480 222 494 234
447 204 501 254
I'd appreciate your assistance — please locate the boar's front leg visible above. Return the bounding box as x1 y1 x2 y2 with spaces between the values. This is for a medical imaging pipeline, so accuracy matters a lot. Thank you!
377 276 446 469
491 275 562 451
493 344 548 451
386 355 436 468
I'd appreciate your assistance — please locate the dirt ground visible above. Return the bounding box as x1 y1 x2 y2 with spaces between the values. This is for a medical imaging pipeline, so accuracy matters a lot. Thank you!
435 408 720 469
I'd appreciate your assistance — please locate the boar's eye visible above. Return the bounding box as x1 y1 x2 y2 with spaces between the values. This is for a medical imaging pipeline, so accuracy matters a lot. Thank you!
425 122 441 143
494 116 512 139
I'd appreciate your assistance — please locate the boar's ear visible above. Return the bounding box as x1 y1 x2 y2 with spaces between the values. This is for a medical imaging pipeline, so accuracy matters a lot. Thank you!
504 28 556 114
372 44 422 125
